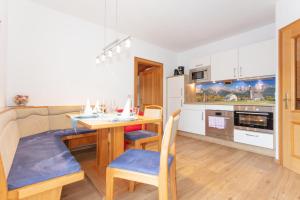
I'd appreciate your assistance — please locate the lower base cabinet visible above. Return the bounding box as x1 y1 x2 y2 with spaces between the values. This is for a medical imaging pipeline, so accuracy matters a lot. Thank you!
179 108 205 135
234 129 274 149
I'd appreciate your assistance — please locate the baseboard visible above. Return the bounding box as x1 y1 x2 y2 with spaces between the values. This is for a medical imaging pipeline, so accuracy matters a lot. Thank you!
178 131 275 158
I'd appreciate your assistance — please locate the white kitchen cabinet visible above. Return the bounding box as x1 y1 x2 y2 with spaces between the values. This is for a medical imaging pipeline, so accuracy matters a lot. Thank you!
238 39 275 78
179 108 205 135
167 76 185 98
211 49 239 81
167 98 183 117
190 55 211 69
234 129 274 149
167 76 186 117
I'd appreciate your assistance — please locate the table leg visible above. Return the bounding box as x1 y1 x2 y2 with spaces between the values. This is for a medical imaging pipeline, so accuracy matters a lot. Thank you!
109 127 124 161
96 129 109 168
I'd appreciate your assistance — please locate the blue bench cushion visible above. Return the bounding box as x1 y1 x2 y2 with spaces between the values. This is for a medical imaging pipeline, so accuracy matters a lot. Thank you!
125 130 157 141
54 128 96 137
109 149 173 175
7 130 82 190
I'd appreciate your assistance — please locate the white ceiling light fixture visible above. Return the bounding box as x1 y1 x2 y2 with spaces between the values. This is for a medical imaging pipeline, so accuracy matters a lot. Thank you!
96 0 131 63
101 54 106 62
107 50 113 57
125 38 131 48
96 56 100 64
116 44 121 53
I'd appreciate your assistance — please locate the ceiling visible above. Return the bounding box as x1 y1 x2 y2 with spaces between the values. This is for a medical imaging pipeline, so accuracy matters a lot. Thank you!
31 0 277 52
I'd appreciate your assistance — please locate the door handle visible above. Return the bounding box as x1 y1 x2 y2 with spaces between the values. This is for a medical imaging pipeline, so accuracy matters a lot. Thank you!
246 133 259 138
201 112 204 120
283 93 290 109
239 67 242 77
233 68 236 78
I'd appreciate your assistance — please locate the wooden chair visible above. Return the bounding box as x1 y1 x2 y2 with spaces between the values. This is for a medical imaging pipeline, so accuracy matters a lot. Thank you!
106 110 181 200
124 105 163 151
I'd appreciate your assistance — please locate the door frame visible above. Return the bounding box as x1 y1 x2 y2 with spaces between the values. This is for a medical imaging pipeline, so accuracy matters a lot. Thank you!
278 18 300 164
134 57 164 108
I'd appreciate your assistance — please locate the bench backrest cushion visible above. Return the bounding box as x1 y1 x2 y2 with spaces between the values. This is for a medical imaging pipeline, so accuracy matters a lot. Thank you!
48 106 81 130
0 110 20 177
16 108 50 137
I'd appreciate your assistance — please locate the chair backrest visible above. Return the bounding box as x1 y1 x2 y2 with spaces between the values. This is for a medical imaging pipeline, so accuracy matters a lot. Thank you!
143 105 163 120
159 110 181 176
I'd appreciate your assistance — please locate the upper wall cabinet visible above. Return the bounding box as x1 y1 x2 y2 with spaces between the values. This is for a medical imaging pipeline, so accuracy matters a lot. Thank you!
190 55 211 69
238 39 275 78
211 49 239 81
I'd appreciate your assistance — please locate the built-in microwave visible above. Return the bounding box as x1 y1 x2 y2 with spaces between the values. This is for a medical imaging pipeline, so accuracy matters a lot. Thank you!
189 66 211 83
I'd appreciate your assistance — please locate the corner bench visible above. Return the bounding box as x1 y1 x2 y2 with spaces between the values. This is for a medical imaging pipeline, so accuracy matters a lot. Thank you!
0 107 96 200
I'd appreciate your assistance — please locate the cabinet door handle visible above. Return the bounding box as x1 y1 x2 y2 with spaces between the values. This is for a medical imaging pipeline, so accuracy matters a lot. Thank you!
201 112 204 120
239 66 242 77
181 88 183 97
233 68 236 78
246 133 259 138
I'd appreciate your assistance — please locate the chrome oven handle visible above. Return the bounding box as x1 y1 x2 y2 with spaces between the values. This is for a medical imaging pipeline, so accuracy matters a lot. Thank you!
235 111 269 116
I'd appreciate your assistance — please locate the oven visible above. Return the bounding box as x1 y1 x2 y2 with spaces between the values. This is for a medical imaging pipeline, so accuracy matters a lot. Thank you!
234 106 274 134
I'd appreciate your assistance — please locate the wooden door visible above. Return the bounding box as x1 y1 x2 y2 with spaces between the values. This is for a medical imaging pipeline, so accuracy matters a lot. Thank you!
280 19 300 174
139 67 162 110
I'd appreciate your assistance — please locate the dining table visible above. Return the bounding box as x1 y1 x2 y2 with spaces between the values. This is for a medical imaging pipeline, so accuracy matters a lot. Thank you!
67 113 163 169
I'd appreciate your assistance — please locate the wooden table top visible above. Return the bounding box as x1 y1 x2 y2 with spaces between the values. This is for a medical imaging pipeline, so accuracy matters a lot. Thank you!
66 113 162 130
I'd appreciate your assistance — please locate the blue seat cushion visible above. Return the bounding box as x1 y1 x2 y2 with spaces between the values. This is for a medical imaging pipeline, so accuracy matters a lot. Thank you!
7 131 81 190
54 128 95 137
125 130 157 141
109 149 173 175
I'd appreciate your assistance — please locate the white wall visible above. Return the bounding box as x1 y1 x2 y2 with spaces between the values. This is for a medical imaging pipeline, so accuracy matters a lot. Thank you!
6 0 177 113
276 0 300 29
0 0 7 108
177 24 275 69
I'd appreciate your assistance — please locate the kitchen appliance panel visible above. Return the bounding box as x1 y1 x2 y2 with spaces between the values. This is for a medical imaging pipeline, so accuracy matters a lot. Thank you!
234 106 274 134
205 110 234 141
189 66 211 83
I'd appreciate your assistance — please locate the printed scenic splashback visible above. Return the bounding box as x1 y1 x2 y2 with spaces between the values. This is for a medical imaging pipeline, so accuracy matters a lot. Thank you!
195 77 275 103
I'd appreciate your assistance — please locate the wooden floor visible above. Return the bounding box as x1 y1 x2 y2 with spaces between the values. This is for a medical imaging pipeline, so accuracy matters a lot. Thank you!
61 135 300 200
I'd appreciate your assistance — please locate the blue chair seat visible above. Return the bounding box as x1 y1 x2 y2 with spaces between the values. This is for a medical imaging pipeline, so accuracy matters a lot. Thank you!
7 131 81 190
109 149 173 175
125 130 157 141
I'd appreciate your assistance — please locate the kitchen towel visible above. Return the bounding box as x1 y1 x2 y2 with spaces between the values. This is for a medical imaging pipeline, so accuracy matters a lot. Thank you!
208 116 226 129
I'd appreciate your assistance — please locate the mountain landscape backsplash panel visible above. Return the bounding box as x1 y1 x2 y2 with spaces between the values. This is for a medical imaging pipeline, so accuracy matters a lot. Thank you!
195 77 275 103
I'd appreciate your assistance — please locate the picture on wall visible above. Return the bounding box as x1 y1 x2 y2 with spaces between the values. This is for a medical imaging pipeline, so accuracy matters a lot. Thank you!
195 77 275 103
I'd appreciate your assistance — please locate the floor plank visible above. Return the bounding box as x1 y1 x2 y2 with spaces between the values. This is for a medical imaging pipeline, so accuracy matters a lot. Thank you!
61 135 300 200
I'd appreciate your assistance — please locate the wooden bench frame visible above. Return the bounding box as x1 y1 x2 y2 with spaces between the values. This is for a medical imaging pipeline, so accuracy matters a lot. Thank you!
0 153 84 200
0 107 98 200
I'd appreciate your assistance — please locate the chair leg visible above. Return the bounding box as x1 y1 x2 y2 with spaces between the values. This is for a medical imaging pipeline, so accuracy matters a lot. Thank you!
158 182 168 200
170 162 177 200
106 167 115 200
128 181 135 192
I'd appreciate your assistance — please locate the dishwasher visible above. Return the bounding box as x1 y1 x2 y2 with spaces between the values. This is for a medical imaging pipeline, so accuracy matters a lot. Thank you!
205 110 234 141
